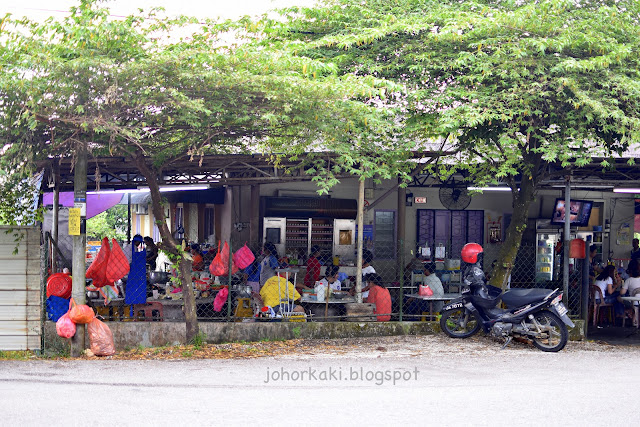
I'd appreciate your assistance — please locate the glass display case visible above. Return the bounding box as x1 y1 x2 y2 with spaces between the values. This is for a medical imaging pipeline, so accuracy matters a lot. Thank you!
536 233 558 283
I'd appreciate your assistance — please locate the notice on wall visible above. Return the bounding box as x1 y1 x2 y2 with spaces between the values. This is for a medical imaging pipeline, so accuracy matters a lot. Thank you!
68 208 81 235
617 223 631 246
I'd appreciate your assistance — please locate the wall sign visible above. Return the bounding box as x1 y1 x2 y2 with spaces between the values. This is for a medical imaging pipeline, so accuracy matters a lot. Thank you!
414 197 427 204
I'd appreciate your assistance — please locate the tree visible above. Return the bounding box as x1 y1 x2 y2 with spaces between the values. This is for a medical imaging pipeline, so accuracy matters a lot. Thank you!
0 0 397 339
87 205 127 241
264 0 640 288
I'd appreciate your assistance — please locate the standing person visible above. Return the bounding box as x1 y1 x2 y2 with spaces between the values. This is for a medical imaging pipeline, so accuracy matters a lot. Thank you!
363 273 391 321
303 245 322 289
259 242 280 287
143 236 158 271
631 238 640 263
244 249 261 294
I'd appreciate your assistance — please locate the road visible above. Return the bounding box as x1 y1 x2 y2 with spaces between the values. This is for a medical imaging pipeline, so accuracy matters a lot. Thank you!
2 334 639 426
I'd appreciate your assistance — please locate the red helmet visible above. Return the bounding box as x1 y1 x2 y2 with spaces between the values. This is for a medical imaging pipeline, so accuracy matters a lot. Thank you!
461 243 483 263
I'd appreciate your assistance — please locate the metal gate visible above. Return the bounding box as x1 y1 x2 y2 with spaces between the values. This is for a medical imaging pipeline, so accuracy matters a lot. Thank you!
0 226 41 351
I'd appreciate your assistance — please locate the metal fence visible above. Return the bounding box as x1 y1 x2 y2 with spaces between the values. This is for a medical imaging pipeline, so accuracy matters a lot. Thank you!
42 239 588 328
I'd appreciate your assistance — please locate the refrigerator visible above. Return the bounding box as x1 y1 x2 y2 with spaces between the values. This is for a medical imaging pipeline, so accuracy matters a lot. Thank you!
536 232 558 283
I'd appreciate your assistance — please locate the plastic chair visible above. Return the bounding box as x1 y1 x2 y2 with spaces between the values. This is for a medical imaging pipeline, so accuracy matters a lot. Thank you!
590 285 613 326
133 301 164 321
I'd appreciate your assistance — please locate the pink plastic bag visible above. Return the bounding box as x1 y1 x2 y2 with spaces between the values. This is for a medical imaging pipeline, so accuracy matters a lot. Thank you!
56 313 76 339
233 244 255 270
213 287 229 312
419 284 434 296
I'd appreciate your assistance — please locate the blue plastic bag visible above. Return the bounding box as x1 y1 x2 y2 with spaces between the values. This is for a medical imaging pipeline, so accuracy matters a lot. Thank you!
46 295 70 322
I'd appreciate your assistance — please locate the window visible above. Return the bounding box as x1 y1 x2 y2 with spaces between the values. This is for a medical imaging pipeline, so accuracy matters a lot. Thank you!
204 207 215 241
374 210 396 259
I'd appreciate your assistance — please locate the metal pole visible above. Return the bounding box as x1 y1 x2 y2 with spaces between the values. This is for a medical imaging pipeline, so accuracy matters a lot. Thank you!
127 193 131 244
563 176 571 307
71 141 87 357
51 161 59 273
397 179 406 321
581 237 590 336
227 240 233 320
355 179 365 303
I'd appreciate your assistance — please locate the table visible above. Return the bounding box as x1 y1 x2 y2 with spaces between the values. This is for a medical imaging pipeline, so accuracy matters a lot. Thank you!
300 296 356 321
404 293 461 321
147 297 216 321
620 296 640 329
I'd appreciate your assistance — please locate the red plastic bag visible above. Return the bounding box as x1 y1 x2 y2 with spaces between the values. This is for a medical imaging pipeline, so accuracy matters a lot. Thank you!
106 238 130 283
47 273 72 299
220 241 239 275
233 243 255 270
86 237 111 287
56 313 76 338
209 243 226 276
69 298 95 324
87 318 116 356
213 287 228 312
419 284 434 296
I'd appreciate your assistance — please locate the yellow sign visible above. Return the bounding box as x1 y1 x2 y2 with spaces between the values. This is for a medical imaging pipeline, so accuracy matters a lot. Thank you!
68 208 81 235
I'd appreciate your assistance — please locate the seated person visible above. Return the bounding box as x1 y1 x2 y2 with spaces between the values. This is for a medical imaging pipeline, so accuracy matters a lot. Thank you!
363 273 391 322
404 263 444 317
260 272 305 314
316 265 342 292
191 244 204 271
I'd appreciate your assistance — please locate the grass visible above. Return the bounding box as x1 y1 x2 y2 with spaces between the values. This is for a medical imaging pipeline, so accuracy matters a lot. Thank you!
190 332 207 349
0 351 34 360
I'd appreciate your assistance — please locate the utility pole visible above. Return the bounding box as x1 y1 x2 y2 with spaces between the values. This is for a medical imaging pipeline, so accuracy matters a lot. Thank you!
70 141 87 356
355 179 364 303
563 175 571 307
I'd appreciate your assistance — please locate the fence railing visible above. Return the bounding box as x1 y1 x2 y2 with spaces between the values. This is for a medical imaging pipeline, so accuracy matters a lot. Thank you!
43 240 588 326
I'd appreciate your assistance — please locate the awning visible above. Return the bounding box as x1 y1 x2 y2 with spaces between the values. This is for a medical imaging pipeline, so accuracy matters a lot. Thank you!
42 192 123 219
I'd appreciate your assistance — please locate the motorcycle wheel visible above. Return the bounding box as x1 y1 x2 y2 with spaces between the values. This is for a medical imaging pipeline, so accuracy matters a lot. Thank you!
528 310 568 352
440 308 480 338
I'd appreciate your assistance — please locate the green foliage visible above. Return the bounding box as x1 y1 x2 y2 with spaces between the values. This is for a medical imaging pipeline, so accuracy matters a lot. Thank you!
86 205 128 240
190 332 207 349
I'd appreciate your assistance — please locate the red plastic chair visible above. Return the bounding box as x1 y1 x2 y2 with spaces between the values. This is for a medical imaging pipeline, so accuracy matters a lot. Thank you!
590 285 613 326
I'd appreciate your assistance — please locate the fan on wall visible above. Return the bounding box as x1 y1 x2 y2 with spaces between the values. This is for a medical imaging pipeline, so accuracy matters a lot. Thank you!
439 176 472 210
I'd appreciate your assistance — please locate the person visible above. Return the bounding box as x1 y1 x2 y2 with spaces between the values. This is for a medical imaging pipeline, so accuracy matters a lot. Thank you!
259 242 280 287
260 272 305 314
404 254 425 284
349 249 376 298
244 250 261 294
303 245 322 289
316 265 342 292
404 262 444 317
143 236 158 271
621 259 640 322
589 245 601 285
631 238 640 262
363 273 391 321
190 243 204 271
122 240 133 264
594 265 624 318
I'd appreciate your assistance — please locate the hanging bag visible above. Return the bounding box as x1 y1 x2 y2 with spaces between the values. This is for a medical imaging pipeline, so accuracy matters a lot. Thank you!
106 238 130 283
56 313 76 339
220 241 239 275
86 237 111 287
233 243 255 270
209 242 226 276
69 298 95 324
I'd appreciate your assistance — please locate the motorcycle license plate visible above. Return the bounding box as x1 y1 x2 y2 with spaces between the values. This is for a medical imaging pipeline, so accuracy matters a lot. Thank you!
553 301 568 317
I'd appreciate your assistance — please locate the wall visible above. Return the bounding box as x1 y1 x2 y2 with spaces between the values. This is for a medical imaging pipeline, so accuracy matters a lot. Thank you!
0 226 41 351
257 178 636 265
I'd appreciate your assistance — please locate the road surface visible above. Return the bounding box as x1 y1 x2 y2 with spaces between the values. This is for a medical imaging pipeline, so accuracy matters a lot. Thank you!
2 335 639 426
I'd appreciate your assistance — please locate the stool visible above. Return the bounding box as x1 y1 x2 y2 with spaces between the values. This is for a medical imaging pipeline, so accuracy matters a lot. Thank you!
133 302 164 321
234 298 254 321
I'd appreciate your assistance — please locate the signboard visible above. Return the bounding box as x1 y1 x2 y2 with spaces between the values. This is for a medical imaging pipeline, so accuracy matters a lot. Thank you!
414 196 427 204
68 208 81 235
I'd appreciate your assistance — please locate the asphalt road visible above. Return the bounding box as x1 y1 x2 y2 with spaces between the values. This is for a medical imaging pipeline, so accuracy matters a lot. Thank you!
2 335 639 426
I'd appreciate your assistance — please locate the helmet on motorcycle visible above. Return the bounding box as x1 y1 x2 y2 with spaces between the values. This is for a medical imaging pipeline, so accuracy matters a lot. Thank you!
461 243 483 264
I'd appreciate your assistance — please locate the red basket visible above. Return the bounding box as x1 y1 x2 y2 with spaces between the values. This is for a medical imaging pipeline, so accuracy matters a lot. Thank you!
47 273 72 299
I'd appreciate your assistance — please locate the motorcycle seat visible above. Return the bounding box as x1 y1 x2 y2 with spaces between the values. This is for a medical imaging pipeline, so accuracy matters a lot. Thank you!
501 288 553 309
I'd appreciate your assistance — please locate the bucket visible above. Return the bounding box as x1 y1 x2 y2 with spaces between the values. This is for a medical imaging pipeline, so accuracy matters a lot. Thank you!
570 239 586 259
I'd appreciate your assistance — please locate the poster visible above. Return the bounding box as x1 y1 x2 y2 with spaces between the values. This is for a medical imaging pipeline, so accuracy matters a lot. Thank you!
68 208 81 235
617 223 631 246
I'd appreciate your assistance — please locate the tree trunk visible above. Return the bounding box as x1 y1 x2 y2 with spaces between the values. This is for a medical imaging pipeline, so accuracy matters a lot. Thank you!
489 174 537 290
134 152 199 341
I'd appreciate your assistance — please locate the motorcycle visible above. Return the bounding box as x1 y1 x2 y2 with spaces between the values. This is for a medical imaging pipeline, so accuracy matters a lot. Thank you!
440 283 575 352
